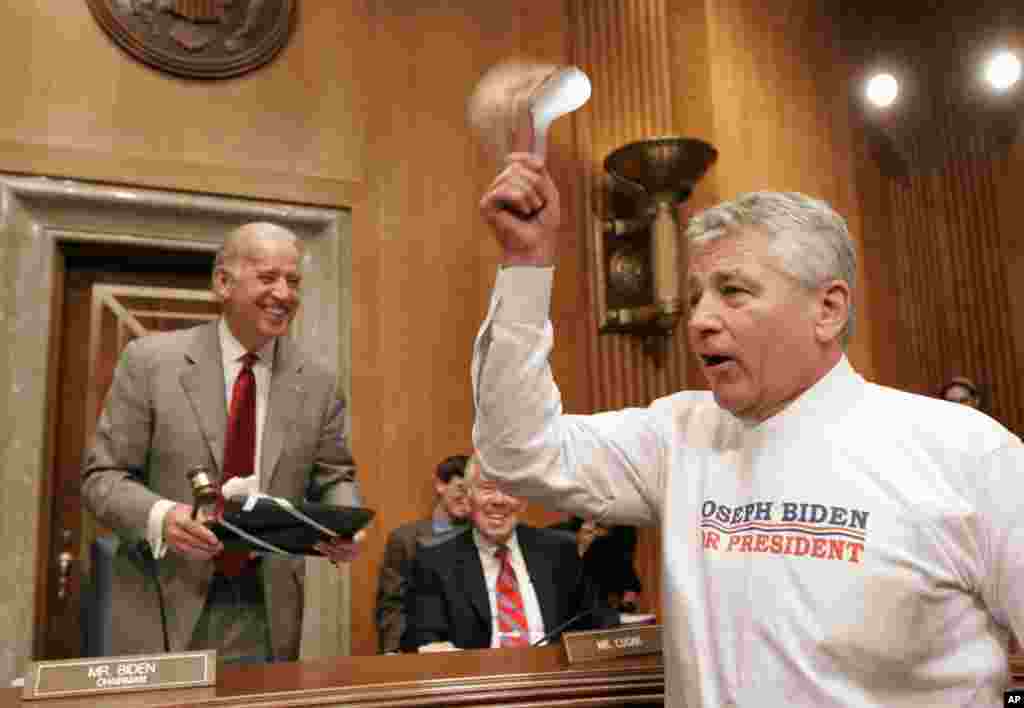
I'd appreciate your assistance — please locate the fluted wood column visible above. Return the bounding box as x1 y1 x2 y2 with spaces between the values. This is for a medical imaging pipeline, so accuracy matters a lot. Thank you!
568 0 716 414
566 0 719 622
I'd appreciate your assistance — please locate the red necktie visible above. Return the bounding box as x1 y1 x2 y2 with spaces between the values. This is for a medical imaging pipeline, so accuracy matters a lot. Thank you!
495 546 529 647
216 352 258 577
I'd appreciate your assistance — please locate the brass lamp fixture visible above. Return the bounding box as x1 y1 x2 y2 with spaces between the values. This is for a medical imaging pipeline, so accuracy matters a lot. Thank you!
596 137 718 335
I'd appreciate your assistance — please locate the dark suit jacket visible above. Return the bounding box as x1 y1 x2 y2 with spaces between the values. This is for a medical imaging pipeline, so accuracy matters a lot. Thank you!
81 321 359 660
548 518 643 598
401 525 616 652
375 517 467 653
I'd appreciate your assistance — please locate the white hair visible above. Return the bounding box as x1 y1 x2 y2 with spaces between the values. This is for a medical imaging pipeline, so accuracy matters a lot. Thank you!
686 191 857 348
212 221 300 289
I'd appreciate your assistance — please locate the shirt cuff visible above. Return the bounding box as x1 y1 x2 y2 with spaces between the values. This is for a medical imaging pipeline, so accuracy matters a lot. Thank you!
492 266 554 324
147 499 177 559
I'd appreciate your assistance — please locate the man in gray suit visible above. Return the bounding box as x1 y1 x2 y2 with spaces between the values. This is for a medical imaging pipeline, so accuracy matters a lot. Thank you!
82 221 361 663
374 454 473 653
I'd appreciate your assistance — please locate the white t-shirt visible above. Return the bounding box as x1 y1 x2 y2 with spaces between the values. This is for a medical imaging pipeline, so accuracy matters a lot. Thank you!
472 266 1024 707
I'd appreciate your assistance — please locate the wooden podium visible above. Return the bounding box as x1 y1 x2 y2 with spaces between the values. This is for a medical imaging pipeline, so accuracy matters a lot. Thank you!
2 645 663 707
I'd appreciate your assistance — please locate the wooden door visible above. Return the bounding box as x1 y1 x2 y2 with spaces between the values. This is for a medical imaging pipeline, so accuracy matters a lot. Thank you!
37 243 219 660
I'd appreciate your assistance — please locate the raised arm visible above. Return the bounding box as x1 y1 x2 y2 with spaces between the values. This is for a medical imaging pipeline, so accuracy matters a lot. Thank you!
472 158 664 527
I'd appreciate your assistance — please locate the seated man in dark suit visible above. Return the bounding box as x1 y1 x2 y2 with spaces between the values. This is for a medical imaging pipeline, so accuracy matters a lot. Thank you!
375 454 474 653
401 464 616 652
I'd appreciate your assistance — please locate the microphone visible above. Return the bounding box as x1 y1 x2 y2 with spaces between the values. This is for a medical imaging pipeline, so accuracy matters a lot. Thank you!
529 526 615 647
531 606 606 647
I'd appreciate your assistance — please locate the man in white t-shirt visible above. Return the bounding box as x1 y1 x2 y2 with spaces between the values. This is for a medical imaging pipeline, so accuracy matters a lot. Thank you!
471 151 1024 707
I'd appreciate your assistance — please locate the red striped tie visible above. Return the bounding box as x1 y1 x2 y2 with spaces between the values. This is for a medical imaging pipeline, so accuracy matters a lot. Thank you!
215 352 258 577
495 546 529 647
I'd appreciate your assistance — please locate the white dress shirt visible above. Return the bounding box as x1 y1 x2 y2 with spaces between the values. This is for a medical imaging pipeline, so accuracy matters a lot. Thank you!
146 319 275 557
472 265 1024 707
472 528 547 647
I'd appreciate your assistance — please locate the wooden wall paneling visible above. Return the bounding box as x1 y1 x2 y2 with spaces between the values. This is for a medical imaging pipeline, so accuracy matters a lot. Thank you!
868 94 1023 432
896 175 927 386
351 0 577 655
570 0 697 417
995 136 1024 436
849 99 904 390
842 0 1024 435
0 2 369 206
356 2 485 657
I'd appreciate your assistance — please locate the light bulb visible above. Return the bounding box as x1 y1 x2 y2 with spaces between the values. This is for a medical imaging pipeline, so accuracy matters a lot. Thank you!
866 73 899 108
984 50 1021 92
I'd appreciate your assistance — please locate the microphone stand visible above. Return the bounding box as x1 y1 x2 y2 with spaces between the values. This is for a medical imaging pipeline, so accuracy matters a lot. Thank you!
531 606 603 647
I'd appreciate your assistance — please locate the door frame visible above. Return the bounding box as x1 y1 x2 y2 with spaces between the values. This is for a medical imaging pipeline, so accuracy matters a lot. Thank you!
0 173 352 684
44 256 220 659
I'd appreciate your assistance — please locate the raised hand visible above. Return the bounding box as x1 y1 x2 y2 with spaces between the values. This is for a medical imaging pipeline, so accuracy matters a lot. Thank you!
479 153 562 267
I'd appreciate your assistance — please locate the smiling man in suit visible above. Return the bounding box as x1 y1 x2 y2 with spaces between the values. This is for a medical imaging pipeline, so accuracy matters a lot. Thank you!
400 462 614 652
82 221 362 663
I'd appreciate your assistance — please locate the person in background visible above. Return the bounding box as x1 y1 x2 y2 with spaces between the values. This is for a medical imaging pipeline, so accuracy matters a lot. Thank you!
471 150 1023 706
939 376 982 410
82 222 362 664
375 454 474 653
401 461 616 652
548 516 642 612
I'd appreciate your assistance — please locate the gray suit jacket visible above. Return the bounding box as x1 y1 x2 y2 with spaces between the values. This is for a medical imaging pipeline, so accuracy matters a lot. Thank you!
374 517 467 653
81 321 358 660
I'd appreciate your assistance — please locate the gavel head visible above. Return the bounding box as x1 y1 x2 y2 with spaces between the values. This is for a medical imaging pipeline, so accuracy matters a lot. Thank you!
186 465 219 505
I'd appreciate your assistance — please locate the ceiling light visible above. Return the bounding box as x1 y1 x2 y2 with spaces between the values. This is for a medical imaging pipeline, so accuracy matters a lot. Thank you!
984 50 1022 92
865 73 899 108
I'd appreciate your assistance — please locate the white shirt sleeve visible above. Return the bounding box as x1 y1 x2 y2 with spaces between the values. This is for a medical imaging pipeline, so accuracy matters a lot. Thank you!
472 266 664 526
146 499 177 559
976 444 1024 639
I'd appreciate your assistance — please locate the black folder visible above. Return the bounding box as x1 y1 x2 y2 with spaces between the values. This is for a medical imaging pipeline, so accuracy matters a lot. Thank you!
208 496 375 556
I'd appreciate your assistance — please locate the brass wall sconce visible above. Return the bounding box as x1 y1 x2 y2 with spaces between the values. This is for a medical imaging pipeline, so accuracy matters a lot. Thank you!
595 137 718 336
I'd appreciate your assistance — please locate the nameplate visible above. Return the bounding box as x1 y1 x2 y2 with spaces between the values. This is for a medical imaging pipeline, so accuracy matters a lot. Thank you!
562 624 662 664
22 650 216 700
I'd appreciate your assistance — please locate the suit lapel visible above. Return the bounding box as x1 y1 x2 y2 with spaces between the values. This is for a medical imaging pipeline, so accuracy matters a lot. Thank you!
517 526 561 636
414 519 434 548
179 322 228 475
453 532 491 632
261 336 308 491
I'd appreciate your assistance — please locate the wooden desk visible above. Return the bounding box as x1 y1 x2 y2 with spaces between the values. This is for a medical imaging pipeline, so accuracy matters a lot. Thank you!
1 645 663 708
